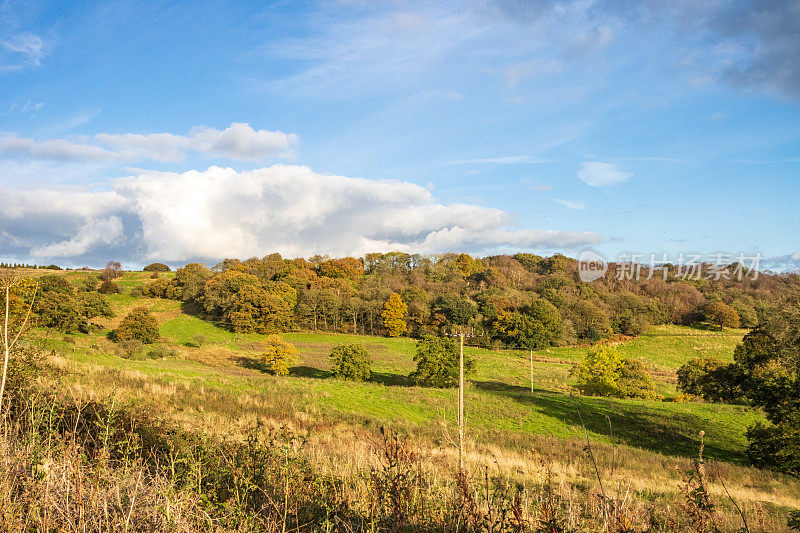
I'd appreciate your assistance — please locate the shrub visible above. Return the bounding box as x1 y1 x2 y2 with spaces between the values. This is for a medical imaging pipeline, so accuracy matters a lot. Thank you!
116 339 144 358
191 334 207 347
410 335 474 388
142 278 170 298
330 343 371 381
260 334 299 375
571 346 655 398
143 262 171 272
616 359 656 399
97 280 121 294
146 344 177 359
571 345 623 397
111 307 159 344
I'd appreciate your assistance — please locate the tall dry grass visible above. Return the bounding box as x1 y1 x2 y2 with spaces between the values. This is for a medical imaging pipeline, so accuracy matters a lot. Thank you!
0 347 798 531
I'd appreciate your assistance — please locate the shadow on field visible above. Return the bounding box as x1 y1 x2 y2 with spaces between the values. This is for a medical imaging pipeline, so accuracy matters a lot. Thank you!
287 367 416 386
234 356 271 373
289 366 333 379
472 380 743 463
368 372 416 387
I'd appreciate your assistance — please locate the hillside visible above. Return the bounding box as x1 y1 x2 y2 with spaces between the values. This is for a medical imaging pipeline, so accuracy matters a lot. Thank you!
10 268 798 531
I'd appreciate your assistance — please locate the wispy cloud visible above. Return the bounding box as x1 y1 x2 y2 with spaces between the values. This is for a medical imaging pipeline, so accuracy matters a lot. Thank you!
555 199 586 210
578 161 633 187
0 32 50 71
449 155 552 165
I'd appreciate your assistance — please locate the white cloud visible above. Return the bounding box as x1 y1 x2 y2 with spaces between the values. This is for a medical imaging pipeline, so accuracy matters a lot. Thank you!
31 216 124 258
555 199 586 210
0 165 604 263
0 123 297 163
577 161 633 187
0 135 126 162
96 122 297 161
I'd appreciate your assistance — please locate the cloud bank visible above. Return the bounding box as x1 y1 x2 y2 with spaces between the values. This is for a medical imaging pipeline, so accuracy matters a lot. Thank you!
0 165 603 265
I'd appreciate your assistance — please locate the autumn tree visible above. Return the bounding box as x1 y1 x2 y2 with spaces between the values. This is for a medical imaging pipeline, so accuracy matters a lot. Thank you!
260 334 299 375
318 257 363 279
381 292 407 337
0 273 37 407
703 300 740 330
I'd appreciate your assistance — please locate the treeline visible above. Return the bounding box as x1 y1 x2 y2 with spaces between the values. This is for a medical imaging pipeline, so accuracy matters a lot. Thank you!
123 252 800 349
0 262 62 270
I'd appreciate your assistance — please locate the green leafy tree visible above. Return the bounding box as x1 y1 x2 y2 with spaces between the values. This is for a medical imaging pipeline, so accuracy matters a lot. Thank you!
676 357 741 402
34 276 106 333
111 307 159 344
491 300 562 349
727 313 800 474
143 262 171 272
410 335 474 388
432 294 477 326
571 346 655 398
330 343 372 381
569 300 613 341
381 292 407 337
172 263 211 301
260 334 299 375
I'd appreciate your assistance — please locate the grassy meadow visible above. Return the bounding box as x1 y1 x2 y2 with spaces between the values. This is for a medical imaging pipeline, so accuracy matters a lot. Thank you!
13 269 800 530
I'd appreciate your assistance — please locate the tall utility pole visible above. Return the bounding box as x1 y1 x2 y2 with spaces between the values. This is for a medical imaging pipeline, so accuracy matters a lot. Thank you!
458 332 464 471
530 349 534 394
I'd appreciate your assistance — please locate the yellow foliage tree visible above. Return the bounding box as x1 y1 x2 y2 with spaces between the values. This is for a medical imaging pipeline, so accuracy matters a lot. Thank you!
260 334 299 375
381 292 407 337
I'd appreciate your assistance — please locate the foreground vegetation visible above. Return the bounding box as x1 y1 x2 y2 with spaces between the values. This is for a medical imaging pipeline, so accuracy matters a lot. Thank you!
1 262 799 531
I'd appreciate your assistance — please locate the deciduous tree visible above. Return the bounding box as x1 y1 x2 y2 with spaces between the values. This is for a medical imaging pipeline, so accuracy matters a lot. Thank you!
381 292 407 337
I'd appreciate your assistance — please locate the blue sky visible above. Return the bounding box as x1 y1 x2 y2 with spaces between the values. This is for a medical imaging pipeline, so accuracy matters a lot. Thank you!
1 0 798 267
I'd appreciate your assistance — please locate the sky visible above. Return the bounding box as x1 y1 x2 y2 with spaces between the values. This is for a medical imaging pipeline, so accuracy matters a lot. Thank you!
1 0 798 268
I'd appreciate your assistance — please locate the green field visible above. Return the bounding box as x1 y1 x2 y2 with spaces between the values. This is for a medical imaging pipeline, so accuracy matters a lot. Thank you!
38 270 758 466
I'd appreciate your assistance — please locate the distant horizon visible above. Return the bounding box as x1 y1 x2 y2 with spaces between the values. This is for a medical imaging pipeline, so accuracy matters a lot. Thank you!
3 249 799 275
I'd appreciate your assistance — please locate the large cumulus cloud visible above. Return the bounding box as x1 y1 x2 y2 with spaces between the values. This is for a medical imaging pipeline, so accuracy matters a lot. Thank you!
0 165 603 266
